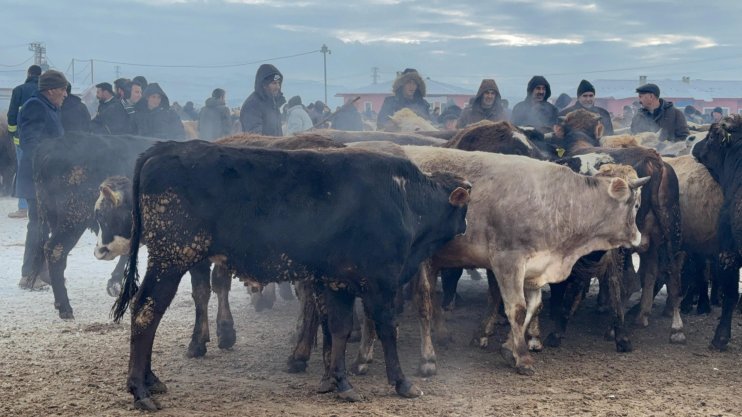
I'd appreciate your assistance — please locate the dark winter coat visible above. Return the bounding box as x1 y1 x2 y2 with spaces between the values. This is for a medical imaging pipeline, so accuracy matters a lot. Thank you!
630 99 689 142
132 83 185 140
560 102 614 135
331 104 364 131
61 94 91 133
240 64 286 136
92 97 130 135
511 76 559 133
198 97 232 140
7 75 40 143
16 91 64 198
377 70 431 130
457 79 507 128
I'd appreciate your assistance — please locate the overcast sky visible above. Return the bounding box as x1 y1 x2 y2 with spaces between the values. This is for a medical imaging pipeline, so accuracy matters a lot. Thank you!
2 0 741 107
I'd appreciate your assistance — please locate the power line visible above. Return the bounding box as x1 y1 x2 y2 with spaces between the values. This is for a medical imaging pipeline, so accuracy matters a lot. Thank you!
77 49 321 69
0 55 33 68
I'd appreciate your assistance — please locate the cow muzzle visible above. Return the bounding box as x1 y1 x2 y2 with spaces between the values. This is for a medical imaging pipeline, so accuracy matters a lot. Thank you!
94 236 131 260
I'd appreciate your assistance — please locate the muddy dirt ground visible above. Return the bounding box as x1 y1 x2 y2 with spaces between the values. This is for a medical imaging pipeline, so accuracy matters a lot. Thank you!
1 195 741 417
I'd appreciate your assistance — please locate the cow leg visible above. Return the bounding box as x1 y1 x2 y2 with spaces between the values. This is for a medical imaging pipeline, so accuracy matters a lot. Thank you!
315 283 335 393
596 274 611 313
634 245 659 327
323 287 360 402
472 270 502 348
680 254 702 314
278 281 295 301
351 309 376 375
414 262 438 376
186 260 212 358
665 249 686 344
251 282 276 312
211 264 236 350
287 280 320 373
695 259 713 315
440 268 463 311
545 275 588 348
710 252 740 351
106 255 129 297
494 263 534 375
523 288 543 351
45 222 86 320
604 250 632 352
20 198 48 290
364 289 423 399
127 267 188 411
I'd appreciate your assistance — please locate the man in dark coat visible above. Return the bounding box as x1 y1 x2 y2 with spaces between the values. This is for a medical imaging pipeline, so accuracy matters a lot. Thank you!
331 102 364 131
61 83 91 133
131 83 185 140
377 68 431 130
6 64 42 219
240 64 286 136
198 88 232 140
91 82 131 134
511 75 559 133
457 79 507 128
17 70 68 289
630 83 689 141
559 79 614 135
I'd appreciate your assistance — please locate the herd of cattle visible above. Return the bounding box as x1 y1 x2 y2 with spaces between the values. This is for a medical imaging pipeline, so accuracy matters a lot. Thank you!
2 109 742 412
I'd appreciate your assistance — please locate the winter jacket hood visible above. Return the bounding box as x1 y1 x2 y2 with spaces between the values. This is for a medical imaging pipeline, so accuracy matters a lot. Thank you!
526 76 551 101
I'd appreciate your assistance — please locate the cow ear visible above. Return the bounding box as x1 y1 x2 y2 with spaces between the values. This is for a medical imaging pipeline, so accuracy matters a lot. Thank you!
608 177 630 202
100 184 122 207
448 187 470 207
629 176 650 189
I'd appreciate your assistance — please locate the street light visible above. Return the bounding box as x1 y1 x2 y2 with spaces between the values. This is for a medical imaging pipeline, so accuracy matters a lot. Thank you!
321 44 331 105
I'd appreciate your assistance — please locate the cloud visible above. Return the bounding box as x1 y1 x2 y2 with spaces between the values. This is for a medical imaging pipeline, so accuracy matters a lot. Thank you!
628 35 718 49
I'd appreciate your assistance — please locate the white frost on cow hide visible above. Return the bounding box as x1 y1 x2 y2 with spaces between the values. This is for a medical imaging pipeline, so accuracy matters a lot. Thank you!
393 175 407 192
512 131 533 150
575 153 615 175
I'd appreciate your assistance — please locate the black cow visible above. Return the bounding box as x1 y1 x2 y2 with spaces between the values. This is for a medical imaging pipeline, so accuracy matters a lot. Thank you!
31 133 160 319
0 117 16 196
110 140 470 410
692 115 742 350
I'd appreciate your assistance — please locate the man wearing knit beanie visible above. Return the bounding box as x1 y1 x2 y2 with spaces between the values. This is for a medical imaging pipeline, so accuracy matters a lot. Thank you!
559 79 614 135
511 75 558 133
16 69 68 289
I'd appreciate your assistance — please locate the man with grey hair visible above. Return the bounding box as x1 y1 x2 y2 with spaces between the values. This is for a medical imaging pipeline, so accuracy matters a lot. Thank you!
631 83 689 141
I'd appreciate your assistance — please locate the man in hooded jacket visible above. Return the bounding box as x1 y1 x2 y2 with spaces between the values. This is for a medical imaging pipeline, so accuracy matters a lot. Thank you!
240 64 285 136
198 88 232 140
457 79 507 128
131 83 185 140
559 79 614 135
376 68 431 130
511 75 559 133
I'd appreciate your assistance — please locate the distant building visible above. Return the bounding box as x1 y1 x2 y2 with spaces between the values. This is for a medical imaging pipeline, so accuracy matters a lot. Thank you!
335 77 475 115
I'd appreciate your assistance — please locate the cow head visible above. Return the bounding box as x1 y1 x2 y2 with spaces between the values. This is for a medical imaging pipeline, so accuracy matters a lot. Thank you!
94 176 133 260
693 115 742 182
595 166 650 249
428 171 471 238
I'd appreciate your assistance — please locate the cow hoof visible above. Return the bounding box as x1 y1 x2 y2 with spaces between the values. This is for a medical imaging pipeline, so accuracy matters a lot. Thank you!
615 338 633 353
106 279 122 297
528 338 543 352
696 304 711 315
418 361 437 377
470 335 488 349
396 380 423 398
217 327 236 350
634 316 649 328
709 335 729 352
544 333 562 348
58 310 74 321
317 376 336 393
147 380 168 394
186 342 207 358
286 357 308 374
134 397 161 411
670 331 687 345
516 364 535 376
499 346 516 367
337 388 363 402
350 361 369 376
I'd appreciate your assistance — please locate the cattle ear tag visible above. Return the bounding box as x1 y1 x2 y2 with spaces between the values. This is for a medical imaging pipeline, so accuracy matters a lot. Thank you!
608 178 630 202
449 187 470 207
556 147 565 158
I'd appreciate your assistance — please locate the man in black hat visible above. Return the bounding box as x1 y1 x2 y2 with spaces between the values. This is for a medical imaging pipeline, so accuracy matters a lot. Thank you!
711 106 724 124
6 64 42 219
559 79 614 135
240 64 285 136
511 75 559 133
91 81 131 134
16 69 68 289
631 83 689 141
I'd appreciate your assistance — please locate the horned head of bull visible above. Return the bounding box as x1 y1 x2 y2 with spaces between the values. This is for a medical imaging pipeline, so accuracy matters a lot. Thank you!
607 175 650 202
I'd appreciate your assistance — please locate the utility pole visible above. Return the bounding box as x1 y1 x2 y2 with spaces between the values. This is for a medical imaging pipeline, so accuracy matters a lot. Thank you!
90 59 94 84
320 44 331 104
28 42 49 71
371 67 380 84
71 59 75 84
115 65 121 79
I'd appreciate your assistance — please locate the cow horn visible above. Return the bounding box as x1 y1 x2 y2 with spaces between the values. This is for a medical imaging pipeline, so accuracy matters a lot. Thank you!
629 176 650 189
100 184 122 207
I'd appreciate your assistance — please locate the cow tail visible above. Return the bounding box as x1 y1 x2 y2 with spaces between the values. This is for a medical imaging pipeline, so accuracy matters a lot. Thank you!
111 154 146 323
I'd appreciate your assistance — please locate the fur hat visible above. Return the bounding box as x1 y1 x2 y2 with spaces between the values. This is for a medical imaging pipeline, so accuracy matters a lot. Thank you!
636 83 660 97
392 68 426 98
38 70 68 91
577 79 595 96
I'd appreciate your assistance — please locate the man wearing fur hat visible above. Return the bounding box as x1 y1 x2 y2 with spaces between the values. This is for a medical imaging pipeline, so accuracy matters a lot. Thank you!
376 68 431 130
559 79 614 135
16 70 68 289
240 64 286 136
511 75 559 133
630 83 688 141
457 79 507 128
